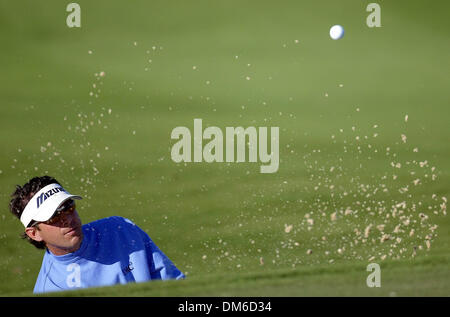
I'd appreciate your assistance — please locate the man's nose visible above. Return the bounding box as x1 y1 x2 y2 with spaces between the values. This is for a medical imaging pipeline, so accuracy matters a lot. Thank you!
61 211 76 227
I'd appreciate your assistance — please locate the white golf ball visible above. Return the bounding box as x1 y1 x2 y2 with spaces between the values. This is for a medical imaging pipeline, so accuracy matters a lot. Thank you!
329 25 344 40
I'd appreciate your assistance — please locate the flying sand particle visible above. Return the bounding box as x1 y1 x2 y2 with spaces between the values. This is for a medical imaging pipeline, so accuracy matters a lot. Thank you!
284 224 293 233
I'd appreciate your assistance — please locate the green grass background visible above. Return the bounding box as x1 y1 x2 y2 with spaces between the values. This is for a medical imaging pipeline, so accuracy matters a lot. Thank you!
0 0 448 296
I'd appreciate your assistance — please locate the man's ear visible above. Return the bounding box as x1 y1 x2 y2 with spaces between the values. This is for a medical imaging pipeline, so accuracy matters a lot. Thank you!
25 226 43 242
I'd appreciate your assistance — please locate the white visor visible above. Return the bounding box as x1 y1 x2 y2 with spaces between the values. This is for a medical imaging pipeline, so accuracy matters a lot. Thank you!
20 183 82 227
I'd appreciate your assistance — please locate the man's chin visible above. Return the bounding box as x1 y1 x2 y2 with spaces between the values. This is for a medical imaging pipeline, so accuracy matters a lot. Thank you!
67 230 83 252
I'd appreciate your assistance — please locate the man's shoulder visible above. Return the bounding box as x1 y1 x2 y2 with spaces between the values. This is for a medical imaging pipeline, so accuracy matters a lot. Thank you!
83 216 138 230
82 216 142 239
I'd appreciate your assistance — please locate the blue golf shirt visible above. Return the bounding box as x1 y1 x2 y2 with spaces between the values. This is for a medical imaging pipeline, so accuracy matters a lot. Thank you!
33 216 184 293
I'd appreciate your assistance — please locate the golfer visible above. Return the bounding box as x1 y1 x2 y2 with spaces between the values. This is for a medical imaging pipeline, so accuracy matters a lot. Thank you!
9 176 185 293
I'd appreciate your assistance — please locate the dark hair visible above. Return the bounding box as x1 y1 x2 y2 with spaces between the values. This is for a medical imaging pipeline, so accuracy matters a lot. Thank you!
9 176 60 249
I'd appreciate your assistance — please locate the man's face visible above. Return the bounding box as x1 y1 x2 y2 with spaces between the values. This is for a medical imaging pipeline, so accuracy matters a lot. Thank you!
26 201 83 256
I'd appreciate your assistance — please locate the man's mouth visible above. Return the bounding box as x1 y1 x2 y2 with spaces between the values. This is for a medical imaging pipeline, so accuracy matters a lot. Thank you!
65 227 79 236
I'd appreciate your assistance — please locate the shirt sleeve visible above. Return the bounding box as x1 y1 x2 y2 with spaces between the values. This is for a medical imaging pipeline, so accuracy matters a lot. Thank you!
123 218 185 280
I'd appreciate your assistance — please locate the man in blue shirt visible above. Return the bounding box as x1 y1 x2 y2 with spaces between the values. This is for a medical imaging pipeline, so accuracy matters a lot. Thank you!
9 176 185 293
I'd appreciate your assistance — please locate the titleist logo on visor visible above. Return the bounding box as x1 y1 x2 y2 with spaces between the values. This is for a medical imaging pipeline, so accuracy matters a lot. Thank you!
36 187 68 208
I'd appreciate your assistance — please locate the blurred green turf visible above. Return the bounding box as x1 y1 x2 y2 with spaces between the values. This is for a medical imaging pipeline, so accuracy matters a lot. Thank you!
0 0 449 296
